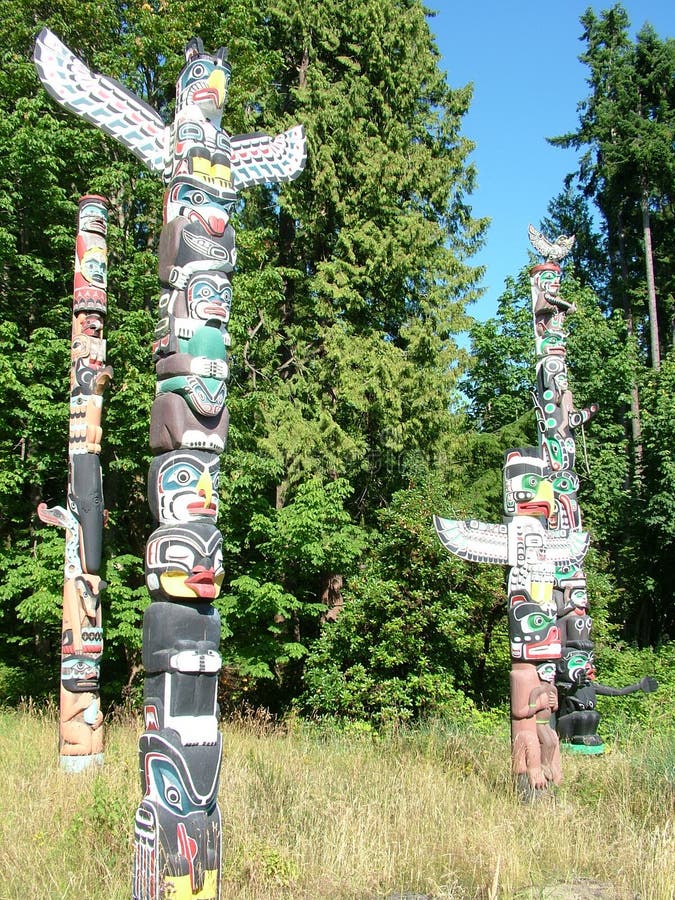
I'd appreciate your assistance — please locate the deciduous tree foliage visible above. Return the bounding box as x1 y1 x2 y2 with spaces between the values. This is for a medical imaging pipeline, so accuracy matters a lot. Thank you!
0 0 491 714
4 0 668 719
544 5 675 644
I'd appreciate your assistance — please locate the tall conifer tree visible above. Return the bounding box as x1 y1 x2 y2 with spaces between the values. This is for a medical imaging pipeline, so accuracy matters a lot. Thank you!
0 0 486 705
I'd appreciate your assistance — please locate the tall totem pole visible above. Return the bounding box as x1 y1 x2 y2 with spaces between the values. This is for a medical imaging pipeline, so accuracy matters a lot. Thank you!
435 226 656 785
38 195 111 772
34 28 306 897
433 227 595 796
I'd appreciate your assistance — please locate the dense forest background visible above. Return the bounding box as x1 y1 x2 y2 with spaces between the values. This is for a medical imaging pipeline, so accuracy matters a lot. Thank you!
0 0 673 726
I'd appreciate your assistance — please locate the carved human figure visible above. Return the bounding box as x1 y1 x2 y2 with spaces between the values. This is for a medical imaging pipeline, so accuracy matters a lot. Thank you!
510 662 562 796
555 647 658 751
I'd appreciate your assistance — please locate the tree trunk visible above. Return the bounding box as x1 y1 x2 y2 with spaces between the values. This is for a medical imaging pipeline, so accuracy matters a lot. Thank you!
321 573 344 622
640 185 660 371
615 214 643 483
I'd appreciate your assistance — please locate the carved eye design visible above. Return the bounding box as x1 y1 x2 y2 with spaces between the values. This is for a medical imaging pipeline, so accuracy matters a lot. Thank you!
177 122 203 141
165 545 195 567
166 464 197 488
190 62 207 79
187 189 207 206
155 767 191 815
164 784 181 807
525 614 547 632
71 661 90 676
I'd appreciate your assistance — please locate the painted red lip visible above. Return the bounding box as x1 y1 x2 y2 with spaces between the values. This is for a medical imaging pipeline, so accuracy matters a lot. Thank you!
186 501 217 515
187 210 226 237
518 501 552 518
523 627 562 659
192 87 219 105
203 305 228 319
185 568 217 599
207 215 226 236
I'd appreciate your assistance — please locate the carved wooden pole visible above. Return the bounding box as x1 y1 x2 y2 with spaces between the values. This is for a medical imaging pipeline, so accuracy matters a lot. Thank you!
38 195 112 771
527 242 657 746
433 227 588 797
527 244 599 755
434 228 658 788
34 29 305 896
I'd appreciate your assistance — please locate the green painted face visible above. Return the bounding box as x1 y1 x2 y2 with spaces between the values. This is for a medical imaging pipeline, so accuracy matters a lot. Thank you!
564 650 593 684
538 268 560 294
569 588 588 609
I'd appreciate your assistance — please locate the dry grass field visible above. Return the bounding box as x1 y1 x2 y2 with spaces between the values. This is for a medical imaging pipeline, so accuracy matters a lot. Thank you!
0 706 672 899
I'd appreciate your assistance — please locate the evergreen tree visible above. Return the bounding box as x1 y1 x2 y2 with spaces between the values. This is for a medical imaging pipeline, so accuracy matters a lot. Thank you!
214 0 488 704
540 187 609 296
546 5 675 644
549 5 675 368
0 0 487 708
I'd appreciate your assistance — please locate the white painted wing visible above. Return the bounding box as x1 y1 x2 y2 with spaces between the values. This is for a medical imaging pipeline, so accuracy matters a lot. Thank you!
528 224 553 259
33 28 168 173
546 528 590 565
433 515 509 565
230 125 307 190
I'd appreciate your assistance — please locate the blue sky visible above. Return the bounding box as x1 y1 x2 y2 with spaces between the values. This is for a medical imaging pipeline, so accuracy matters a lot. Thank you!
430 1 674 322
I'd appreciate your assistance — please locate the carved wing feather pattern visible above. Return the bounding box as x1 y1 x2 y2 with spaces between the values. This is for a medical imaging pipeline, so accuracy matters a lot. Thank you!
230 126 307 190
545 528 590 565
33 28 168 173
433 516 509 564
528 224 575 264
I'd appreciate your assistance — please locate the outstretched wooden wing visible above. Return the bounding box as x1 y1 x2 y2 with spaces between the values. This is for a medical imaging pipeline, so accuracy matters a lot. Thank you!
33 27 168 173
544 527 590 566
433 515 509 565
230 126 307 190
528 224 575 264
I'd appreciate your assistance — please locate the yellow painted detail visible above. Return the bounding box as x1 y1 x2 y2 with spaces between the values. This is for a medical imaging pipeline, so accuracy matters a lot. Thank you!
159 571 192 597
530 581 553 606
211 163 231 181
207 68 227 107
534 480 554 507
163 869 218 899
196 468 212 509
190 157 232 188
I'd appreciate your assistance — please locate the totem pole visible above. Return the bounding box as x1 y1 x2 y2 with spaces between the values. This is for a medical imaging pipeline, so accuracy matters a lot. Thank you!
525 229 657 744
34 28 306 897
433 227 592 796
434 228 658 783
38 195 111 772
526 227 600 754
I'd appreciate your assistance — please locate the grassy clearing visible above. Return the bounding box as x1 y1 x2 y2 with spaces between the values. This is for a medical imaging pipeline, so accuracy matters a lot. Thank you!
0 707 672 899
